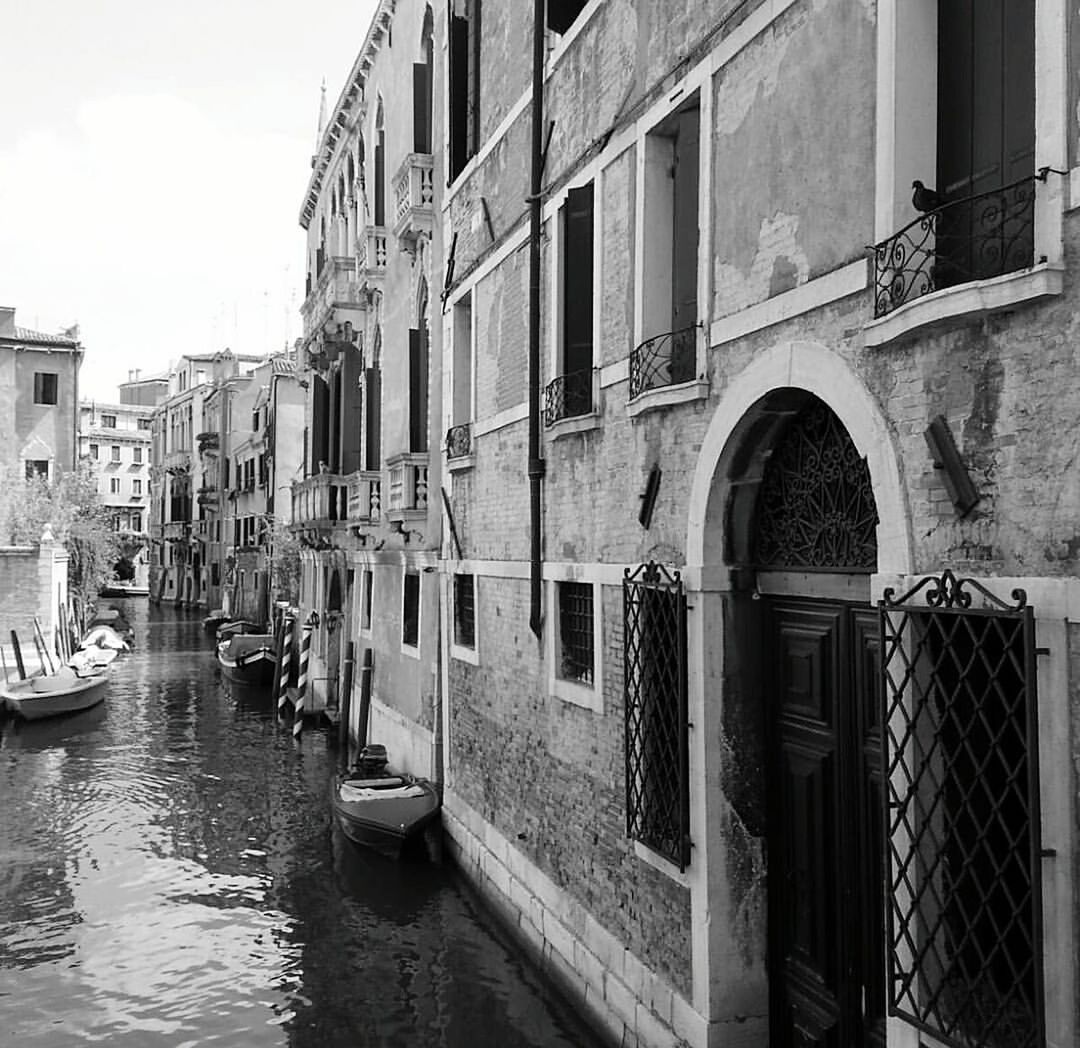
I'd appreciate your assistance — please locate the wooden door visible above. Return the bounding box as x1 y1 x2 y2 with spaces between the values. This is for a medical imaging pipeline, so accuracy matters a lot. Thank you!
766 598 884 1047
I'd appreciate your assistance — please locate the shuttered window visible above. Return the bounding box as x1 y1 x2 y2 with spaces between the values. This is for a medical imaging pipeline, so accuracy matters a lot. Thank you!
33 372 58 405
449 0 481 181
409 327 429 453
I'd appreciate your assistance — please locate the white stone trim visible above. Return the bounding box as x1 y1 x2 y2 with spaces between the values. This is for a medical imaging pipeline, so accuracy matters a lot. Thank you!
709 259 868 347
686 340 913 576
546 577 603 713
627 379 709 419
449 570 479 666
863 263 1064 348
632 840 690 886
1069 166 1080 212
599 357 629 388
473 401 528 439
544 411 601 440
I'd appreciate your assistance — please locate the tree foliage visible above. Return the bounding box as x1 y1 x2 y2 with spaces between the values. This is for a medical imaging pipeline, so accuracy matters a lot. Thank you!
0 464 120 618
269 518 301 606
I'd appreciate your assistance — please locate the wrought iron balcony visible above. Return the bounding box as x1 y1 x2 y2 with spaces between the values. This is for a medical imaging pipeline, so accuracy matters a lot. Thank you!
392 153 434 246
544 368 593 426
387 453 429 517
445 423 472 459
872 174 1038 319
629 326 697 399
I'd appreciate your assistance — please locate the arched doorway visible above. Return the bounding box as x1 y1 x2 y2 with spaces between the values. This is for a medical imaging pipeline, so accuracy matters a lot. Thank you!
728 390 885 1046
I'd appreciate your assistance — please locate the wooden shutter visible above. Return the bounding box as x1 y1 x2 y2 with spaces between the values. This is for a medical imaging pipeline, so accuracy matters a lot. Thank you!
671 108 699 332
562 182 594 376
311 374 330 470
467 0 482 158
449 9 470 178
409 327 429 452
341 348 364 474
365 368 381 470
414 63 431 154
374 130 386 226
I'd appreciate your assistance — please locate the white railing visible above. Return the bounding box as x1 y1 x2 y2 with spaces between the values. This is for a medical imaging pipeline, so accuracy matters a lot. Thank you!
387 454 429 515
392 153 434 241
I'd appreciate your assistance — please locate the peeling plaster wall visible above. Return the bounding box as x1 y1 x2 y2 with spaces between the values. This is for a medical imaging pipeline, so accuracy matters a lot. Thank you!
711 0 875 320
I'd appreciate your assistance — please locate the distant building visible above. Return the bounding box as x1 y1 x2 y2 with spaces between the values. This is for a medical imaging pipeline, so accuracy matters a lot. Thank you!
78 399 157 583
0 305 83 483
118 370 169 408
148 349 264 606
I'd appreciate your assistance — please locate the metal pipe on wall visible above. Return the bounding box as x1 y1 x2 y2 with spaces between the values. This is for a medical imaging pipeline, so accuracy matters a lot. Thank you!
527 0 546 639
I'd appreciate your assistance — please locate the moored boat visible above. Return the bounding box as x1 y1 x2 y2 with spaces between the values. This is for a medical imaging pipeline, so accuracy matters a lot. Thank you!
98 582 149 597
2 667 109 721
330 745 442 860
216 633 277 687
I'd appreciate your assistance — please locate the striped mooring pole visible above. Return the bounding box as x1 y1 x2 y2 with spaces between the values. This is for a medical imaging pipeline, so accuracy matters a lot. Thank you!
276 613 294 715
293 613 315 739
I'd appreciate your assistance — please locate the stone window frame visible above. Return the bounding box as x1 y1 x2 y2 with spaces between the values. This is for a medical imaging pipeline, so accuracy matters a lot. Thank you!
867 0 1068 348
546 573 603 713
450 571 479 665
446 290 476 471
400 568 422 658
359 568 374 637
32 371 58 406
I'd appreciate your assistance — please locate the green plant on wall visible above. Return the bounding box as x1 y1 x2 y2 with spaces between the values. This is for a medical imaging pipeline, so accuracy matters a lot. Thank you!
268 518 301 606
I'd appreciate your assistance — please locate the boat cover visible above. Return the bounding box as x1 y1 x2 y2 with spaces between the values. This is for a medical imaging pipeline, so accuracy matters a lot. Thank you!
339 780 428 803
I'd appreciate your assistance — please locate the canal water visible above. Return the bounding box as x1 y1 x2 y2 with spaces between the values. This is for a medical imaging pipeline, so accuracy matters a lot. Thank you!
0 601 603 1048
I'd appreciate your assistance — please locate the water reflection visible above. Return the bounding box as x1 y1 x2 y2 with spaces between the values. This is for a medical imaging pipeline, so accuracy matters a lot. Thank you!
0 602 601 1047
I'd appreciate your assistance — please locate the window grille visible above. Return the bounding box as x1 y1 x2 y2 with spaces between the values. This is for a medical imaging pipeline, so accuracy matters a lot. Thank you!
454 573 475 649
880 571 1044 1048
557 581 593 685
623 562 689 869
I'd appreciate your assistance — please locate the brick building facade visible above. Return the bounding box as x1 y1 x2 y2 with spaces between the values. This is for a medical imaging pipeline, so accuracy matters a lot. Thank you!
435 2 1080 1047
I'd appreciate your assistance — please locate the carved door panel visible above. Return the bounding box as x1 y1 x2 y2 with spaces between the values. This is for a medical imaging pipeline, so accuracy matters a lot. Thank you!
767 598 884 1047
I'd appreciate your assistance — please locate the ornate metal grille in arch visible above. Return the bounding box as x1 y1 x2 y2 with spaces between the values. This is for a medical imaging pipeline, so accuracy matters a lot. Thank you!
879 571 1045 1048
623 562 689 870
754 400 878 570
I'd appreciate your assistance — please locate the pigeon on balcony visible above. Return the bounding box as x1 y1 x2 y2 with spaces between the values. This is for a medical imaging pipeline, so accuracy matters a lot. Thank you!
912 180 944 213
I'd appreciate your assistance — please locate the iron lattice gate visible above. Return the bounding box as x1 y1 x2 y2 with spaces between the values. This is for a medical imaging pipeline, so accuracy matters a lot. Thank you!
879 571 1045 1048
623 562 689 870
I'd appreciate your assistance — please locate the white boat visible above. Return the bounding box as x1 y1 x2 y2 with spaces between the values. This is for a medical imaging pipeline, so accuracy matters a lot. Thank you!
2 667 109 721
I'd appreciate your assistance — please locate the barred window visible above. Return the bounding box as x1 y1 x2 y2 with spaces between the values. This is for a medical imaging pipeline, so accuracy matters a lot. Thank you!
454 573 475 649
557 581 593 685
623 563 689 869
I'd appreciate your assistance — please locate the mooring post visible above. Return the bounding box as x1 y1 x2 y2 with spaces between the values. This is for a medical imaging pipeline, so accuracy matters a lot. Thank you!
356 647 373 751
276 613 294 716
340 641 355 754
294 613 315 739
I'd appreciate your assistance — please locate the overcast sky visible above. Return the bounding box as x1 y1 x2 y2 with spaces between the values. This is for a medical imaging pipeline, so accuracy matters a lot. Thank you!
0 0 377 402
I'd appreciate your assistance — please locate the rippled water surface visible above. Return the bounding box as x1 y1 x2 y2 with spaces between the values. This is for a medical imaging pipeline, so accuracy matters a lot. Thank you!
0 603 602 1047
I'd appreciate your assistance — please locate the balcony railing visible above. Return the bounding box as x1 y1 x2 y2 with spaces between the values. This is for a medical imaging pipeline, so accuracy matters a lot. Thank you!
446 423 472 459
544 368 593 426
346 470 382 523
872 174 1038 319
392 153 434 245
292 472 350 525
387 454 429 516
358 226 388 281
629 326 697 399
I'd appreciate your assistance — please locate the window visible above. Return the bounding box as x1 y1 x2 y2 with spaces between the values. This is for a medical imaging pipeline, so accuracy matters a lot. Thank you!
453 573 476 649
374 99 386 227
211 561 220 586
111 445 121 463
633 97 699 398
33 372 58 405
547 0 588 34
133 447 143 464
132 479 142 496
109 478 121 495
414 9 434 154
409 324 429 452
449 0 481 181
402 571 420 648
556 581 593 685
138 418 151 430
361 569 373 632
131 513 141 532
623 563 689 869
89 443 99 460
24 460 48 480
101 413 117 428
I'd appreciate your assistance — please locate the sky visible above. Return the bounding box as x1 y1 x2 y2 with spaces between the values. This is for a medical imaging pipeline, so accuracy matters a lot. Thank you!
0 0 378 403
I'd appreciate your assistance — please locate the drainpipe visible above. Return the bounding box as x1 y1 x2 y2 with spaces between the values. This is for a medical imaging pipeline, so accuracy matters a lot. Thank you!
527 0 546 639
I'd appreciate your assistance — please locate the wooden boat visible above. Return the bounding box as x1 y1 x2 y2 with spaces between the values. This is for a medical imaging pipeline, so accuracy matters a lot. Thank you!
216 633 277 687
330 746 442 860
202 609 231 635
2 667 109 721
98 582 149 597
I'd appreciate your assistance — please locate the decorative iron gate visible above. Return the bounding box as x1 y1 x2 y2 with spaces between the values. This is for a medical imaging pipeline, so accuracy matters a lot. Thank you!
623 562 689 869
879 571 1044 1048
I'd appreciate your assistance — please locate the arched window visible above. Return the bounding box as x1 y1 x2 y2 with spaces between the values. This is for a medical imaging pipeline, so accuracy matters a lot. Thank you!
414 6 434 153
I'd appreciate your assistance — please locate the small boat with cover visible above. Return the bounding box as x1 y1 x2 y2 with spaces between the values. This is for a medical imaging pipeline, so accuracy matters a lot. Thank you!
2 666 109 721
330 744 442 860
216 630 277 687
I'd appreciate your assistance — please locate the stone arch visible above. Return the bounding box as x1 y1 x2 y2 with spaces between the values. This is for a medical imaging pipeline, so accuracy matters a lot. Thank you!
687 340 912 575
